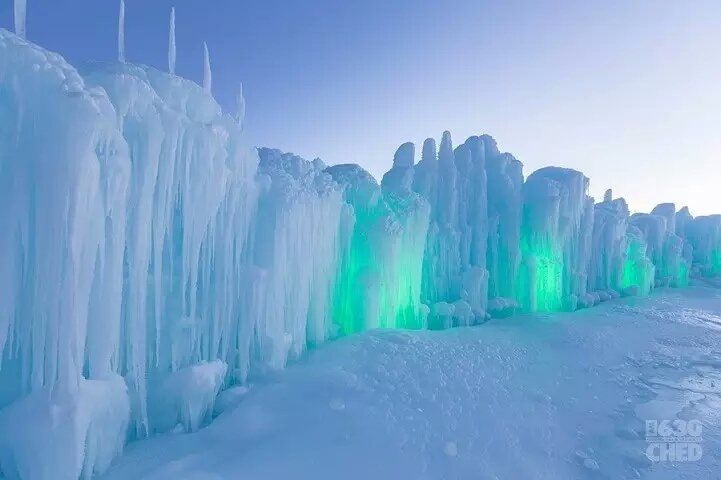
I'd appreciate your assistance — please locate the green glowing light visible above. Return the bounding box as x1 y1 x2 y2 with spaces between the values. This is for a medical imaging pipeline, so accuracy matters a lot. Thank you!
621 239 652 295
676 261 689 288
332 204 381 335
517 231 563 313
711 249 721 275
332 194 425 335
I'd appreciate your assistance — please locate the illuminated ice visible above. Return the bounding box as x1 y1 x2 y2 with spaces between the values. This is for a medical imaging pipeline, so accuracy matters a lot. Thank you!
518 167 594 312
0 22 720 480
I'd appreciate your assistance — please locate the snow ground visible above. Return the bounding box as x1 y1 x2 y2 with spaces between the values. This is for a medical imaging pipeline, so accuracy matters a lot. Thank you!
101 287 721 480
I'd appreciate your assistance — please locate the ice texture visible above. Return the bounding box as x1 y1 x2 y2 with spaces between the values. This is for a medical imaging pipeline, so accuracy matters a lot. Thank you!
1 28 721 479
236 82 246 129
14 0 26 39
686 215 721 276
518 167 594 311
589 194 629 293
148 360 227 434
117 0 125 63
254 148 348 366
203 42 211 93
168 8 176 75
0 375 129 480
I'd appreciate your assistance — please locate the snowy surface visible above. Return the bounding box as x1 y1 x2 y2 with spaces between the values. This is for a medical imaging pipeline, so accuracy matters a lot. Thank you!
101 286 721 480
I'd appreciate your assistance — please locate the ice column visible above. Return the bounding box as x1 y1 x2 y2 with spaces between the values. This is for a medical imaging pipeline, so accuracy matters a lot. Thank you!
254 149 349 367
237 82 246 128
621 226 655 296
630 205 688 287
0 29 131 478
484 139 523 303
203 42 212 93
14 0 26 38
518 168 593 312
413 133 520 322
380 144 431 329
588 194 628 294
118 0 125 63
81 62 260 436
168 8 176 74
326 144 431 334
686 215 721 276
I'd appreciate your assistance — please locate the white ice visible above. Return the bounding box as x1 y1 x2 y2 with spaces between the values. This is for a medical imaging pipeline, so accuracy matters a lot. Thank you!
1 24 721 480
168 8 176 75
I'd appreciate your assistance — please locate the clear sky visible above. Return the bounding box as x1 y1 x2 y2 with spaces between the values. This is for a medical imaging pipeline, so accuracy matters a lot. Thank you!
1 0 720 214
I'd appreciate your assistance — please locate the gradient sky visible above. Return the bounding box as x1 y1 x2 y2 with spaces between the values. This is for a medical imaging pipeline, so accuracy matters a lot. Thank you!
2 0 720 214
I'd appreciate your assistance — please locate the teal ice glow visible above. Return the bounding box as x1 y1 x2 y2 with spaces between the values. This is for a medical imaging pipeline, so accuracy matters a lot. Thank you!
518 230 563 313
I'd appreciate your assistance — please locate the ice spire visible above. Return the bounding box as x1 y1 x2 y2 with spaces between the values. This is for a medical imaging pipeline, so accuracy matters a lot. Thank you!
236 83 246 128
168 7 176 74
14 0 26 39
203 42 212 94
118 0 126 63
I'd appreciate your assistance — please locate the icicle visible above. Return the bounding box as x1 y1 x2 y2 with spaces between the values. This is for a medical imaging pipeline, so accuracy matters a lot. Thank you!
168 7 176 75
118 0 126 63
236 82 246 128
14 0 26 39
203 42 212 94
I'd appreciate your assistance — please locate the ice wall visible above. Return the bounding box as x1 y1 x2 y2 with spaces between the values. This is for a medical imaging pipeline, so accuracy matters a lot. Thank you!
81 62 259 438
485 146 523 302
0 29 260 477
2 26 721 480
326 145 430 334
631 204 689 288
685 215 721 276
0 30 131 479
589 192 629 293
412 133 520 326
254 149 349 364
621 226 656 296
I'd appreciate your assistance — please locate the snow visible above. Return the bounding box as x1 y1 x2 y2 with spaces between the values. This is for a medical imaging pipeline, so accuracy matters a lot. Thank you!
99 287 721 480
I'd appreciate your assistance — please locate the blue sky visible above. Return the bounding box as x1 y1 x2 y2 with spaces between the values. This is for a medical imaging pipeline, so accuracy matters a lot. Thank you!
2 0 720 214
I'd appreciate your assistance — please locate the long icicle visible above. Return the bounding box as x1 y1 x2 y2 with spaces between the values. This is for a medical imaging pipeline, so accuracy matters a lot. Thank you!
236 82 246 129
14 0 27 39
118 0 126 63
203 42 212 94
168 7 176 74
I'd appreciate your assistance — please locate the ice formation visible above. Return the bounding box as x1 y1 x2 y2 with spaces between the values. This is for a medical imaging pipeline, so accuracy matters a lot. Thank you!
117 0 125 63
168 8 176 75
1 16 721 480
236 82 246 129
13 0 26 39
202 42 211 94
